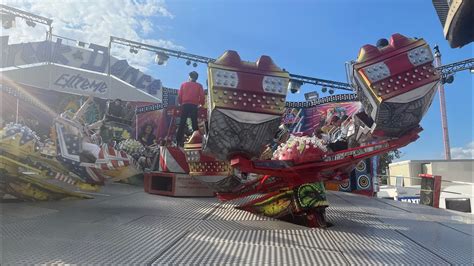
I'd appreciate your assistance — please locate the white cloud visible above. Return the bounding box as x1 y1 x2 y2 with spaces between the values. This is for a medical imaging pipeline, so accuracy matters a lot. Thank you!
2 0 182 71
451 141 474 159
140 19 154 35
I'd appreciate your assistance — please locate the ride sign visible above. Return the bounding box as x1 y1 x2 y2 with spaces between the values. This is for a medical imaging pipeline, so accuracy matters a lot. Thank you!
54 73 107 94
1 36 161 97
397 196 420 204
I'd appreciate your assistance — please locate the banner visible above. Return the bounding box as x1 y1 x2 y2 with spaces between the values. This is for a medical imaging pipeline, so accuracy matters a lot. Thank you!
397 197 420 204
282 101 362 135
135 96 361 146
135 109 170 145
135 90 179 145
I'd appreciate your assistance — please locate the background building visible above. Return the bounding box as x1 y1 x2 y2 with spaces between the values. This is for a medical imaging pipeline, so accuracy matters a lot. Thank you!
383 159 473 213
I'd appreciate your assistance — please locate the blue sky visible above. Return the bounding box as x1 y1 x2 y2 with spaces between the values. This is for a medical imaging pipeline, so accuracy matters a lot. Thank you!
4 0 473 160
145 0 473 161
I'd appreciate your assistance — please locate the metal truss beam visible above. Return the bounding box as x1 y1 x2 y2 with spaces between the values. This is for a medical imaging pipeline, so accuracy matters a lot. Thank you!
110 36 214 64
289 74 352 91
110 36 353 91
109 36 472 92
436 58 474 77
0 4 52 26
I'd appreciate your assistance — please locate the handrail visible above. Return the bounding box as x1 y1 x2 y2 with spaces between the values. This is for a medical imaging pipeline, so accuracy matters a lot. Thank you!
377 174 473 185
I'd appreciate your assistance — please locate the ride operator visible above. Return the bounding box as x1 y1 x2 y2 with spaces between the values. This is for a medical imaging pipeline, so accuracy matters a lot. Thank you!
176 71 205 147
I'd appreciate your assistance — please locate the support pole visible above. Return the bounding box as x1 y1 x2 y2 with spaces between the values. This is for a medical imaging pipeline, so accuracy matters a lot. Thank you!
135 110 138 139
107 37 112 102
433 46 451 160
15 98 19 124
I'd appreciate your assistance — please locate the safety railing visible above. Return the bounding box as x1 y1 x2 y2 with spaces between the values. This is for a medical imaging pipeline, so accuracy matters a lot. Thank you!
376 174 473 200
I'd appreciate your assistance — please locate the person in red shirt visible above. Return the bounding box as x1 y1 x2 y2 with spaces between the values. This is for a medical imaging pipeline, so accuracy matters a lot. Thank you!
176 71 205 146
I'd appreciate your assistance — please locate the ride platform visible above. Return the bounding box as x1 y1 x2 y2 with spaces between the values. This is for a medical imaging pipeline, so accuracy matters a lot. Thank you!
1 183 472 265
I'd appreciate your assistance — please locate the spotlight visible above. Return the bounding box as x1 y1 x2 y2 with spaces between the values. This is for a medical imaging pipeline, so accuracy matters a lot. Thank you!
2 14 15 29
304 91 319 101
433 45 441 57
321 87 327 93
192 62 198 67
155 52 169 65
470 68 474 74
329 89 334 95
376 38 389 48
441 75 454 84
25 20 36 27
288 80 303 94
129 47 138 54
445 75 454 84
186 60 191 66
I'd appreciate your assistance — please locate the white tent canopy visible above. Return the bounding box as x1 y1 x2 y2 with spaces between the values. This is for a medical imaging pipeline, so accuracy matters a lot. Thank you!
2 63 161 103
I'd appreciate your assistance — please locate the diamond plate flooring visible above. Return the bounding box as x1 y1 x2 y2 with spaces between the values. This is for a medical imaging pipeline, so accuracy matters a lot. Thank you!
1 183 473 265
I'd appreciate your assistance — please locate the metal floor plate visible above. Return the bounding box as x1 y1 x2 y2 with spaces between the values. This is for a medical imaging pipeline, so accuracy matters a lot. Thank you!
1 183 473 265
152 237 348 265
2 228 184 265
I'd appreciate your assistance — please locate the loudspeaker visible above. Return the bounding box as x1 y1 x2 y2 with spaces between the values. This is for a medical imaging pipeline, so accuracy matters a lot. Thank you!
339 177 355 192
339 159 372 194
420 189 433 206
355 159 372 191
339 179 351 191
445 198 471 213
419 174 441 208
